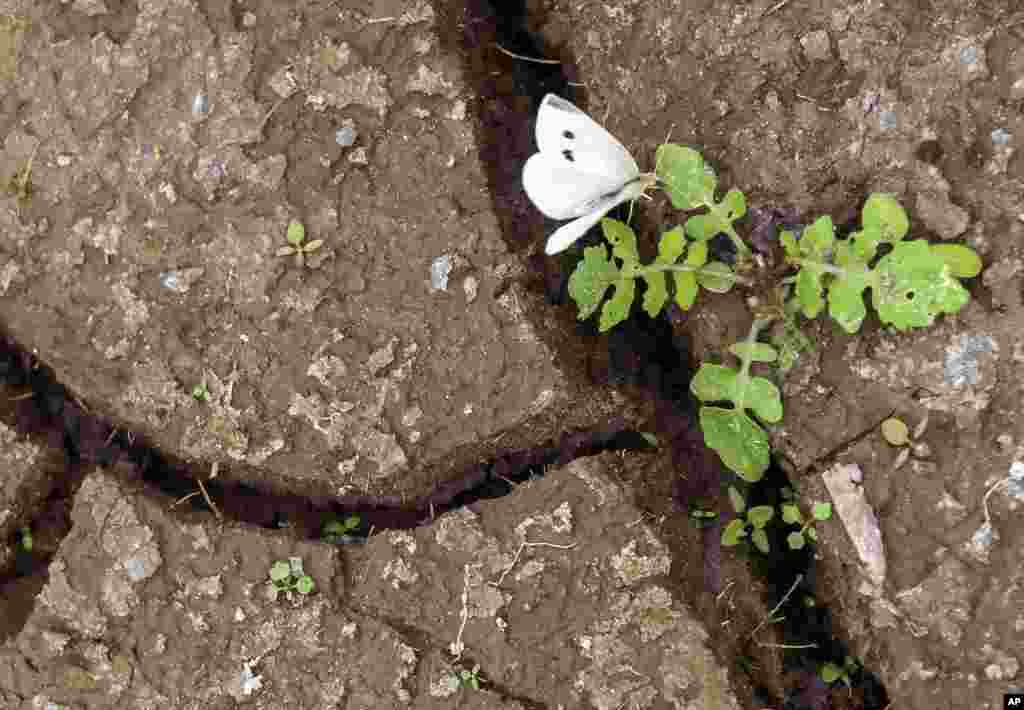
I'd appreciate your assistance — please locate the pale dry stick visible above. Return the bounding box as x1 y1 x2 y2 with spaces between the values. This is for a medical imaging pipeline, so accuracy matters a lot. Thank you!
756 640 818 649
494 43 562 65
982 476 1011 528
716 579 736 603
488 540 578 589
762 0 792 17
749 573 803 639
366 16 396 23
197 462 223 520
8 391 34 401
795 92 835 112
171 491 201 509
449 563 473 661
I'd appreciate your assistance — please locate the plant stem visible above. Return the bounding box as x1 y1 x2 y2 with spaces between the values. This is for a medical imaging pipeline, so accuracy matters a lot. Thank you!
734 318 772 411
638 264 754 287
705 200 751 256
790 258 846 276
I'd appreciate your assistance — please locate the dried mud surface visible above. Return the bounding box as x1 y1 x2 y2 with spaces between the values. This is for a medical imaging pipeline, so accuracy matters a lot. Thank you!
1 0 1022 709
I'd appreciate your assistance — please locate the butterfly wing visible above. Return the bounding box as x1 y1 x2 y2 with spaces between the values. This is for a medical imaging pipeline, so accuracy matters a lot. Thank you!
534 94 639 182
544 180 649 255
523 151 631 221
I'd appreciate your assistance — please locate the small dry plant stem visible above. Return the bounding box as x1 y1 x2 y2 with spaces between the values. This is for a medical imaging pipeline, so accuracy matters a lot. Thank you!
749 573 803 639
489 540 577 589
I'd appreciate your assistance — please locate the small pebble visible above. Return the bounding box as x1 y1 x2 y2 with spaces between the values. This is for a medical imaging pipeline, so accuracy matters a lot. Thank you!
191 92 209 120
991 128 1012 146
242 11 257 27
430 255 452 291
958 46 978 65
878 110 897 130
335 121 357 147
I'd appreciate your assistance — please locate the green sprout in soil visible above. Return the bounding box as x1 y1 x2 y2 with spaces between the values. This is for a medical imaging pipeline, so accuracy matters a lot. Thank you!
722 485 775 554
322 514 361 544
268 557 314 600
820 656 860 693
17 526 32 553
453 664 483 691
6 141 39 216
781 500 832 550
690 320 781 482
276 219 324 267
191 382 211 402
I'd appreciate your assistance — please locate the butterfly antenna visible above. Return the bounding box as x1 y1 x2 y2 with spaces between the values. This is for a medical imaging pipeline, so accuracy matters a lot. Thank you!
654 123 675 177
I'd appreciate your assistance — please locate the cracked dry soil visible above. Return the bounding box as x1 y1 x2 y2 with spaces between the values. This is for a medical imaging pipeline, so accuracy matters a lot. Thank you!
1 0 1024 709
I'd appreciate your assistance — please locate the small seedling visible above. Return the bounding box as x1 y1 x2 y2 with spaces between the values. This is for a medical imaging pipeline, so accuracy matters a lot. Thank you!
322 514 361 544
454 665 482 690
690 320 781 481
820 656 860 693
722 485 774 553
268 557 314 600
781 501 832 550
17 527 32 553
7 141 39 216
276 219 324 267
689 505 719 528
191 382 211 402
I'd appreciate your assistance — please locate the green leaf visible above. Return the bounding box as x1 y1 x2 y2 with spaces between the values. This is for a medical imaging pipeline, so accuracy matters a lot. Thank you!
721 188 746 220
747 376 783 423
685 213 720 241
787 531 806 550
747 505 775 529
796 267 826 319
812 502 833 521
780 230 800 259
751 528 771 554
931 244 982 278
801 216 835 259
827 268 872 333
862 193 909 243
697 261 735 293
781 503 803 525
728 485 746 514
295 575 315 595
686 240 709 266
642 271 668 317
287 219 305 246
602 218 639 268
872 240 969 330
674 271 699 310
269 560 291 583
599 276 635 332
722 518 746 546
881 417 909 445
655 144 717 210
568 245 621 321
820 663 844 684
698 407 770 482
729 342 778 363
691 364 738 403
657 227 687 263
807 527 818 541
640 432 659 447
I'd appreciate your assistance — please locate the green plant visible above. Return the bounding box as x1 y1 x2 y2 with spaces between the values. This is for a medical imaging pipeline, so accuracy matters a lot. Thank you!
722 485 775 553
191 382 210 402
690 320 781 482
17 526 32 553
268 557 315 599
6 141 39 216
453 665 483 691
568 218 742 332
276 219 324 267
565 142 981 485
781 500 832 550
820 656 860 690
322 514 361 544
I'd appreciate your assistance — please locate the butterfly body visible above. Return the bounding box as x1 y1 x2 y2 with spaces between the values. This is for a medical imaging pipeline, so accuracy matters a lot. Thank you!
522 94 656 255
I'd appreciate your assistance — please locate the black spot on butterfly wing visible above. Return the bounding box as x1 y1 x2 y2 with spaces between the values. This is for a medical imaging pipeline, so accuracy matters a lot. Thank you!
562 149 574 162
562 130 575 140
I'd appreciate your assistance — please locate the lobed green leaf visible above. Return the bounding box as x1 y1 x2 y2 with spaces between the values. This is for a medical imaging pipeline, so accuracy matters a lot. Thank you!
287 219 305 246
931 243 982 278
751 528 771 554
729 342 778 363
862 193 909 243
691 364 738 403
599 275 635 332
728 485 746 514
722 518 746 546
747 505 775 529
872 240 969 330
781 503 803 525
568 245 621 321
697 261 735 293
747 377 783 423
655 144 717 210
698 407 770 482
787 531 806 550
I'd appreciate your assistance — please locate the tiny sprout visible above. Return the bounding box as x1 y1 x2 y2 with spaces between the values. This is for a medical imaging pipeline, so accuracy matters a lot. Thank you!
820 656 859 694
7 141 39 217
18 527 32 553
322 514 361 544
721 485 774 553
276 219 324 267
455 665 482 690
268 558 315 599
781 500 832 550
191 382 211 402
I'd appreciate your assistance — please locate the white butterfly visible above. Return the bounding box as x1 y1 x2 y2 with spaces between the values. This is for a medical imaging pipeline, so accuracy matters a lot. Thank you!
522 94 658 255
